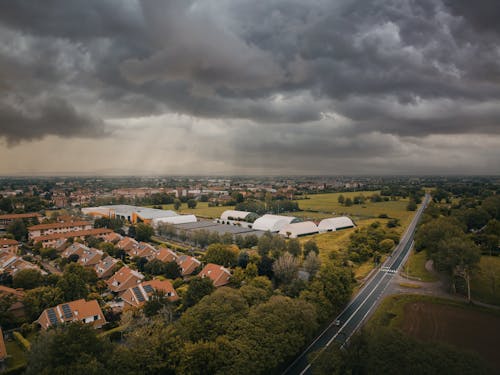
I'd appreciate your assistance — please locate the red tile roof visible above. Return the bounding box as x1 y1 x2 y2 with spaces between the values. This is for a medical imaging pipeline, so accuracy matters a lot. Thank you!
37 299 106 330
28 220 91 231
0 213 41 220
198 263 231 287
32 228 112 242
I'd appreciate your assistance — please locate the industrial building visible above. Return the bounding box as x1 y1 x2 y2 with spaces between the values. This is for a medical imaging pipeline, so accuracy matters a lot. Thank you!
82 205 195 225
252 214 298 232
278 221 319 238
318 217 355 232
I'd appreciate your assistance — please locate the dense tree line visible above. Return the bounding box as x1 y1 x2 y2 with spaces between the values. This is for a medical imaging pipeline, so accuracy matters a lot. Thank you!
312 328 491 375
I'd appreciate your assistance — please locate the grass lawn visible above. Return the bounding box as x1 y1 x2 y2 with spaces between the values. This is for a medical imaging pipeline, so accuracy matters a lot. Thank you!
471 256 500 306
5 339 27 371
402 250 438 282
151 202 234 219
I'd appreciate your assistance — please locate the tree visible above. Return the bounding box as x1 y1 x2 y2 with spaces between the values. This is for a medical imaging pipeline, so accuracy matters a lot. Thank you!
303 239 319 256
24 286 64 320
345 197 353 207
26 323 111 375
337 194 345 205
135 223 154 242
434 237 481 300
178 287 249 342
273 253 299 285
164 261 182 279
57 273 89 301
204 243 239 267
406 199 417 211
287 238 302 257
174 199 182 210
13 269 45 290
187 199 197 209
258 234 272 256
7 219 27 241
183 277 215 308
144 259 168 276
303 252 321 278
379 238 395 253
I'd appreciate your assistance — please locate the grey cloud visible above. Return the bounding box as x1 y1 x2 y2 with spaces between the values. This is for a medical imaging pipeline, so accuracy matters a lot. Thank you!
0 97 108 145
0 0 499 174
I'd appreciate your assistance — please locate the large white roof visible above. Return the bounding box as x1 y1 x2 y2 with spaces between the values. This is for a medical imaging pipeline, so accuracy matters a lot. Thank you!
152 215 197 226
279 221 319 238
252 214 297 232
318 217 355 232
220 210 252 221
82 205 178 219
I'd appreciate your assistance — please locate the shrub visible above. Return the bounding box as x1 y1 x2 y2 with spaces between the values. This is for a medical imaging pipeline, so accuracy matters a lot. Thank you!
13 331 31 351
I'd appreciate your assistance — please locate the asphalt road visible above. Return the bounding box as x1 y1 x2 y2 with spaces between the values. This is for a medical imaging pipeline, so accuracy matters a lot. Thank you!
283 194 431 375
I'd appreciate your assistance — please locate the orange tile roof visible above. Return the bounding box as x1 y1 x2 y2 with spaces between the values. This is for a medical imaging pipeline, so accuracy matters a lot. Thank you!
37 299 106 330
33 228 112 242
198 263 231 287
106 266 144 293
155 247 178 263
176 255 201 276
28 220 91 231
0 238 18 246
0 212 41 220
0 285 24 299
0 327 6 360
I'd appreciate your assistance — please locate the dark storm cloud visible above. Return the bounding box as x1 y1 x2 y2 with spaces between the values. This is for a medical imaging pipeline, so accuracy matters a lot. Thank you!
0 0 499 174
443 0 500 34
0 97 107 145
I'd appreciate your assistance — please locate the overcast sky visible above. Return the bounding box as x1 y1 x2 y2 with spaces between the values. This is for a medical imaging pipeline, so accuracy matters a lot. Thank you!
0 0 499 175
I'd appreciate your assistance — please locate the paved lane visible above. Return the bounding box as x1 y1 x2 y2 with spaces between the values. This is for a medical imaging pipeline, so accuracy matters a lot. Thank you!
283 194 430 375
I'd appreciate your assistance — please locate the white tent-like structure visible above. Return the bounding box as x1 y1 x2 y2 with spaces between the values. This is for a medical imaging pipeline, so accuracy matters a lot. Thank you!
252 214 297 232
152 214 197 227
279 221 319 238
318 217 355 232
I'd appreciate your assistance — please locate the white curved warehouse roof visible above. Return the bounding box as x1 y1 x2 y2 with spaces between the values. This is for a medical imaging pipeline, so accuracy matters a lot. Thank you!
252 214 297 232
279 221 319 238
152 214 197 226
220 210 252 221
318 217 355 232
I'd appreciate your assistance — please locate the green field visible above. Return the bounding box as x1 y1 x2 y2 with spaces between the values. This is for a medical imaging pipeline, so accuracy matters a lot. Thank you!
403 250 438 282
151 202 234 219
471 256 500 306
295 191 415 227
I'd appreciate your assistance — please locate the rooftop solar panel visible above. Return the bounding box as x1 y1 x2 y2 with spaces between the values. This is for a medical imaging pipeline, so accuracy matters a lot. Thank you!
132 286 145 302
143 285 154 294
61 303 73 319
47 308 58 325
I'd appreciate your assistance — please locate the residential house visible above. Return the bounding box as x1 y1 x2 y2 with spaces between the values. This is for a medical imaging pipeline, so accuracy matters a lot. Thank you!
128 242 157 260
198 263 231 287
155 247 178 263
32 228 113 248
0 285 25 319
61 243 103 267
37 299 106 330
106 266 144 293
121 279 179 310
176 255 201 276
0 213 42 230
28 220 93 240
117 237 138 252
0 249 44 276
0 238 19 254
102 232 122 244
95 256 119 279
